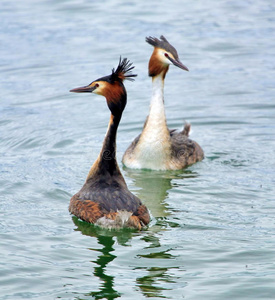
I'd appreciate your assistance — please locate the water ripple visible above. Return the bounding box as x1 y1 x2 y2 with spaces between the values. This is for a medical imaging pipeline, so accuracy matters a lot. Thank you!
1 0 275 299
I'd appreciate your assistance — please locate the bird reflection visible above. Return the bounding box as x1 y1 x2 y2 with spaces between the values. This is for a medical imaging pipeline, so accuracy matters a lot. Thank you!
137 267 177 298
90 235 119 300
72 217 133 299
136 231 186 298
72 216 133 245
71 167 196 299
123 168 196 297
124 167 198 220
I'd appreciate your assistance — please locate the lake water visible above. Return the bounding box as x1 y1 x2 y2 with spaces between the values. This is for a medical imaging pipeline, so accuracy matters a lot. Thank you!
1 0 275 299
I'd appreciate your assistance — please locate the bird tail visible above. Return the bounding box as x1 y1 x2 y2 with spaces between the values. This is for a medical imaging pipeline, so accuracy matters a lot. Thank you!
181 122 191 136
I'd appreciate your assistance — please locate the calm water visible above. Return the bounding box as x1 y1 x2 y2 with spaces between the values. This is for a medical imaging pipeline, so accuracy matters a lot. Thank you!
1 0 275 299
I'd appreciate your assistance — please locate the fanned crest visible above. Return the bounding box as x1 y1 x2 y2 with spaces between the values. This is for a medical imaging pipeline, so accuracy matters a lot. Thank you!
146 35 179 60
111 57 137 83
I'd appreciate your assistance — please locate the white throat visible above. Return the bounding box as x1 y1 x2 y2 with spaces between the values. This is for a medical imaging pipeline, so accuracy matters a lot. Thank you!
131 74 171 170
148 74 166 126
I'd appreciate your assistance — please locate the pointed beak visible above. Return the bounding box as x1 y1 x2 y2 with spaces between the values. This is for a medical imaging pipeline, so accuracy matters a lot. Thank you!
168 57 189 71
70 84 96 93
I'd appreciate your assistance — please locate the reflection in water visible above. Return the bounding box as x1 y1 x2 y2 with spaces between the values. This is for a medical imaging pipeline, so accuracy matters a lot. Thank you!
73 216 185 299
72 217 134 299
90 235 119 300
71 165 194 300
124 168 198 219
123 169 195 297
137 267 177 298
72 216 186 299
72 216 133 245
136 232 185 298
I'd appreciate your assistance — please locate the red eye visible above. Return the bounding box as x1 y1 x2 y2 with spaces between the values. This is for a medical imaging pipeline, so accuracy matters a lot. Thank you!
95 83 99 88
164 53 169 57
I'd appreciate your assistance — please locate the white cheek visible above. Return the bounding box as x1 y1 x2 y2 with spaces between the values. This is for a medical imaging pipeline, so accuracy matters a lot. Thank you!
158 50 172 65
94 84 106 95
95 87 103 95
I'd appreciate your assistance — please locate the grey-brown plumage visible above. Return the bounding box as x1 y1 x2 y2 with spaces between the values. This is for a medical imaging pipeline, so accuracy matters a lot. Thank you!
169 125 204 168
69 178 150 229
124 122 203 170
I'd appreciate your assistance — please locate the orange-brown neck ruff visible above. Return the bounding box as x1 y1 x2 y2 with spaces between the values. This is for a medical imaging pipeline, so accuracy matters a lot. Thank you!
102 82 124 104
102 82 126 117
148 49 169 79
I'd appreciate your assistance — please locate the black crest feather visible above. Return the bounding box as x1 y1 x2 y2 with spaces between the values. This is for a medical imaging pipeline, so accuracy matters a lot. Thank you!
111 57 137 82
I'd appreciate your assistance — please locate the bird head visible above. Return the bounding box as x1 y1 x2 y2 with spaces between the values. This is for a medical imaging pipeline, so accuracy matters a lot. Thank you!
70 57 137 115
146 35 189 77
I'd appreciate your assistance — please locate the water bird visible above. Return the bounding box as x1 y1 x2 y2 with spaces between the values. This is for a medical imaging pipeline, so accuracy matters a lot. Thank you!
122 36 204 170
69 58 150 230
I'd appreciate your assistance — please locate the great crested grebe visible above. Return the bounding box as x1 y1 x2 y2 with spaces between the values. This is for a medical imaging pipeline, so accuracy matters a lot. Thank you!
69 58 150 230
122 35 204 170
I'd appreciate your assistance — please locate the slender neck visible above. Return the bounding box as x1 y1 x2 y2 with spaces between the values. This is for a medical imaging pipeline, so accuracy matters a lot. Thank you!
97 113 121 175
147 72 167 126
86 91 126 182
99 89 126 169
100 113 120 163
